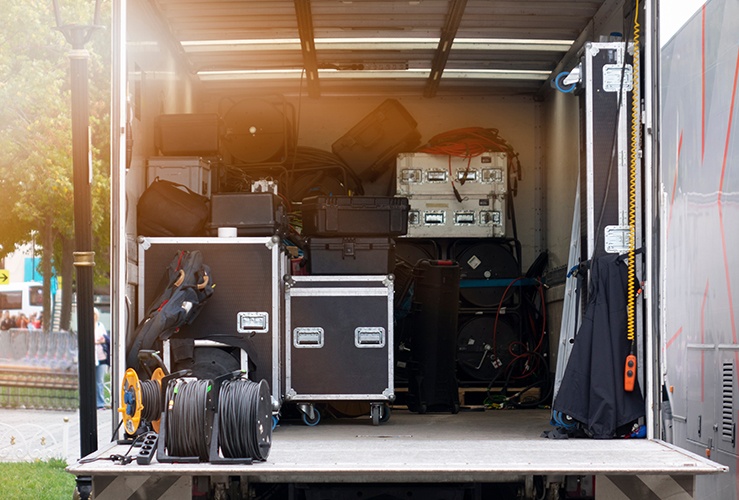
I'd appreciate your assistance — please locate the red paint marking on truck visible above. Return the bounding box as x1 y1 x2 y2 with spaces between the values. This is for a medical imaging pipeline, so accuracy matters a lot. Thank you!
665 327 683 350
717 47 739 345
666 130 683 239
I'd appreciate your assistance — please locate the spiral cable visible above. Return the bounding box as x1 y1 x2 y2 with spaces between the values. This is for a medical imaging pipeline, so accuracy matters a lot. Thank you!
627 0 641 346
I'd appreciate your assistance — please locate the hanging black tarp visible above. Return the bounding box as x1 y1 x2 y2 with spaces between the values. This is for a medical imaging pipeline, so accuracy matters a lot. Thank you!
551 253 645 439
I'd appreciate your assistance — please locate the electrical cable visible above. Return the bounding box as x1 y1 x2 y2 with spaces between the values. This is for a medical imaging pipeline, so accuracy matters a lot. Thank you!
139 379 162 422
624 0 641 392
217 378 271 460
417 127 522 231
627 1 641 346
78 432 147 465
164 378 212 460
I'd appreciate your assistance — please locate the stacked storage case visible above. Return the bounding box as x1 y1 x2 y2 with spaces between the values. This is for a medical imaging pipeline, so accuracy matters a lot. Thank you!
395 151 507 238
300 195 409 275
392 151 533 408
284 195 410 424
137 236 287 412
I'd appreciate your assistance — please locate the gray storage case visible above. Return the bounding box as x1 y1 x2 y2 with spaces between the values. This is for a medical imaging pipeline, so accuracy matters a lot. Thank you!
137 236 286 411
284 275 395 423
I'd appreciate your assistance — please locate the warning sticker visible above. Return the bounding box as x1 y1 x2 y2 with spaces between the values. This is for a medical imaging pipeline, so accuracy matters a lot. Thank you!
467 255 482 269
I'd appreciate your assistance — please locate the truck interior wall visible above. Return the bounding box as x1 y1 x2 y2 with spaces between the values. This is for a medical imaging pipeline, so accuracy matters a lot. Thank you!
125 0 198 244
196 94 543 268
540 90 581 376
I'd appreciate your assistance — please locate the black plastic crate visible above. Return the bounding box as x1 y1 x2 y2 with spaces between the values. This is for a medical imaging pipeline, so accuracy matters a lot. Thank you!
301 195 409 237
331 99 421 181
207 192 286 236
154 113 221 156
307 237 395 275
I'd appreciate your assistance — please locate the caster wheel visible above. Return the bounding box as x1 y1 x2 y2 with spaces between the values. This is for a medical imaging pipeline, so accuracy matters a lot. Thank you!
371 404 381 426
302 408 321 426
380 404 391 423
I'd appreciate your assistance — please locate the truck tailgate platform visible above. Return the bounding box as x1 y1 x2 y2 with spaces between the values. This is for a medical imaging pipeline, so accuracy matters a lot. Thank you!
68 410 723 483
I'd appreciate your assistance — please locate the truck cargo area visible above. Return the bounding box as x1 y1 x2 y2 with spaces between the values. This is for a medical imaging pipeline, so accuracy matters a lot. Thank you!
74 0 737 497
69 410 722 489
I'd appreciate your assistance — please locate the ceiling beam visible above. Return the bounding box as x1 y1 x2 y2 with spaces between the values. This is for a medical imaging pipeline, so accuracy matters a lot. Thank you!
423 0 468 98
294 0 320 98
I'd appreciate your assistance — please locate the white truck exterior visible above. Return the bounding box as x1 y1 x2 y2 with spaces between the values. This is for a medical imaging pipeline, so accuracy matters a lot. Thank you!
66 0 739 498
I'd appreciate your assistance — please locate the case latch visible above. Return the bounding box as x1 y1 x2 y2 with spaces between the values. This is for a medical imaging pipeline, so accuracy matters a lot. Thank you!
237 312 269 334
294 327 324 348
355 327 385 348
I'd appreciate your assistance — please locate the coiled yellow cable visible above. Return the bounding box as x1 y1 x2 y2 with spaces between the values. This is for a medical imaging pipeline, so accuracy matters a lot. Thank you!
627 1 640 344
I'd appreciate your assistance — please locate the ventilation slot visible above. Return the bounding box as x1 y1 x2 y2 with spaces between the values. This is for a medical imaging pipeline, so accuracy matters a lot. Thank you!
721 361 735 445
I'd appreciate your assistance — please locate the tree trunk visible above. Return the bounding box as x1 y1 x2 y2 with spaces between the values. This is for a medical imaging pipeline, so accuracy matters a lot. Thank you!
40 218 54 333
60 235 75 332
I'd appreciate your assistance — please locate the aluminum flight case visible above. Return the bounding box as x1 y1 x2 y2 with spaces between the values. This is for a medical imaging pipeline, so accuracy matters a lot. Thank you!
284 275 395 424
137 236 286 411
396 151 508 197
402 193 506 238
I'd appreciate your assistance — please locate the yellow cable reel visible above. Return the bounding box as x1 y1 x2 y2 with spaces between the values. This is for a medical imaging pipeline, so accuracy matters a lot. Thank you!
119 367 165 435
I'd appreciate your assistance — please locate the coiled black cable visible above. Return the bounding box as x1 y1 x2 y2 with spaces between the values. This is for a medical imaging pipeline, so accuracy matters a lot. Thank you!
139 379 162 422
165 378 212 460
218 379 271 460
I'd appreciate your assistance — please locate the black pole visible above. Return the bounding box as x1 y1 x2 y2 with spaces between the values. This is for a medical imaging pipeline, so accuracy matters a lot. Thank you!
64 27 98 458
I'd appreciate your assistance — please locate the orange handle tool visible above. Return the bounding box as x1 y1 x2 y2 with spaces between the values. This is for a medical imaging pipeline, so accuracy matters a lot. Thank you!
624 354 637 392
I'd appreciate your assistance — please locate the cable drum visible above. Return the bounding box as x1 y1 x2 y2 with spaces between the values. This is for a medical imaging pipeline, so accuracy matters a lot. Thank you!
218 378 272 461
164 378 213 461
453 241 520 308
139 379 163 423
222 98 288 164
457 314 521 382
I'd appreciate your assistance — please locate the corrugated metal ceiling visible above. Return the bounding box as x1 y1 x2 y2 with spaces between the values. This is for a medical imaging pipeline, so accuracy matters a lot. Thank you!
147 0 621 98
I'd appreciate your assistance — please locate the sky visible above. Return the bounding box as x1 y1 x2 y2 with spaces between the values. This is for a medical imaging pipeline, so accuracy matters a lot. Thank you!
659 0 707 45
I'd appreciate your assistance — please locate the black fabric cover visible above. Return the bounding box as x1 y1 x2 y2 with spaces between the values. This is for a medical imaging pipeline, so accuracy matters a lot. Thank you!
552 254 645 438
137 179 210 237
126 250 214 372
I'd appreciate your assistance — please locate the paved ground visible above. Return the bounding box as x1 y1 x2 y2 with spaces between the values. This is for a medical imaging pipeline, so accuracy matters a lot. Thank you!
0 407 115 464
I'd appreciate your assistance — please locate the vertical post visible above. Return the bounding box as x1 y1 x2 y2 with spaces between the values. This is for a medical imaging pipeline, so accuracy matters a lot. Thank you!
67 31 97 458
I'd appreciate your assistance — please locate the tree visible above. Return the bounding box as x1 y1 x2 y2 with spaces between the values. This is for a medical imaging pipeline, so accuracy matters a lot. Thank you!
0 0 110 331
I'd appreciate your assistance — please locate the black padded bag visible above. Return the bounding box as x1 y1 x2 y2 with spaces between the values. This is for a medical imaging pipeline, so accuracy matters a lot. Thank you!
137 178 210 237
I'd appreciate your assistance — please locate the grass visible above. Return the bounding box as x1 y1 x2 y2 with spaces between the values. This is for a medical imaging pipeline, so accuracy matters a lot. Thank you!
0 459 76 500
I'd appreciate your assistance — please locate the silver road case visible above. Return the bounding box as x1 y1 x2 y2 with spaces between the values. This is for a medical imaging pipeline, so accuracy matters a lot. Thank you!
396 151 508 197
284 275 395 425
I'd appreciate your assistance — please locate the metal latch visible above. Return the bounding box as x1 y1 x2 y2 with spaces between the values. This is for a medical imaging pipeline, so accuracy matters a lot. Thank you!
355 327 385 348
294 327 324 348
342 241 356 258
237 312 269 333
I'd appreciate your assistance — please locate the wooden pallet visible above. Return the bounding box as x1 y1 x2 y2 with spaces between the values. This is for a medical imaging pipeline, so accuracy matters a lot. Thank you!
458 386 541 408
390 385 542 410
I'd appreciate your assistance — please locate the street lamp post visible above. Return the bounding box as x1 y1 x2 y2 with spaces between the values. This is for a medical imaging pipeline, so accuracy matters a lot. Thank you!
52 0 102 468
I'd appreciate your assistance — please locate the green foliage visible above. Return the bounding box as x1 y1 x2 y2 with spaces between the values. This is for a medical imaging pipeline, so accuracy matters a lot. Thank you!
0 459 75 500
0 0 111 290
